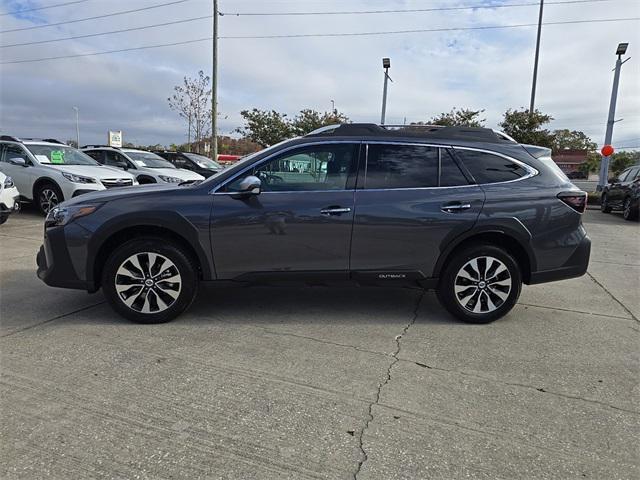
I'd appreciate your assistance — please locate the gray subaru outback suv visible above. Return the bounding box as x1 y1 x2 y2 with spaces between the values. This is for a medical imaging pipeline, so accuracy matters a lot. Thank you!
37 124 590 324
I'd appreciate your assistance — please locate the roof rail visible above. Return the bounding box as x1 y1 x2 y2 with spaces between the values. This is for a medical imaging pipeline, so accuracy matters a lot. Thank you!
19 137 65 145
0 135 21 142
305 123 514 143
81 144 119 149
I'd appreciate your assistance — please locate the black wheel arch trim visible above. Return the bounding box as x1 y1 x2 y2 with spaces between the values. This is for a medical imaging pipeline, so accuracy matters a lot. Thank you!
433 219 536 281
33 177 63 202
85 210 213 291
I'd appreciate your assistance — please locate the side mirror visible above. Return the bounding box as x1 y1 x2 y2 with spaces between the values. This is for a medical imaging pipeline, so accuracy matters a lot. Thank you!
9 157 27 167
235 175 261 196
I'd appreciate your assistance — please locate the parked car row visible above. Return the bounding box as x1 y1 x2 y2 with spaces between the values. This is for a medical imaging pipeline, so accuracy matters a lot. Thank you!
600 164 640 221
0 136 228 217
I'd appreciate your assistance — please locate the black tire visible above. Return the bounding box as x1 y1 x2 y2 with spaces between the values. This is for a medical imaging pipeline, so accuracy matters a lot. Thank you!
35 182 63 215
102 237 199 323
623 197 638 221
0 214 7 225
137 176 157 184
437 244 522 324
600 193 612 213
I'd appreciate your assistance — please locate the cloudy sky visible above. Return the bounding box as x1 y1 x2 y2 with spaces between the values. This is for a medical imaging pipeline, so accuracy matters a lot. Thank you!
1 0 639 149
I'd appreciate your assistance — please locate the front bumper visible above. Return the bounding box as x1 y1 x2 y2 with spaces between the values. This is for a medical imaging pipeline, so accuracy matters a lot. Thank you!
36 225 88 290
528 234 591 284
0 194 20 216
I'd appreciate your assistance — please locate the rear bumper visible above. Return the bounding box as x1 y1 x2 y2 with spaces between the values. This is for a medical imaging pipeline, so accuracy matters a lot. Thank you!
528 234 591 284
0 194 20 216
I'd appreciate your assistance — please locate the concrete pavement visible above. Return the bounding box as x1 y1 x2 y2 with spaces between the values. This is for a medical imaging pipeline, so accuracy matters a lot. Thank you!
1 208 638 479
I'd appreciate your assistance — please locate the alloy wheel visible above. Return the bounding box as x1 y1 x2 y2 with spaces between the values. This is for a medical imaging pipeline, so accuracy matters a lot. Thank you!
454 256 512 314
39 188 59 214
623 198 631 219
114 252 182 314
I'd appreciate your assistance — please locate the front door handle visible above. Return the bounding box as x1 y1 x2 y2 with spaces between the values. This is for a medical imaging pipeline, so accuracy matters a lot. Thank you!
320 206 352 216
441 202 471 213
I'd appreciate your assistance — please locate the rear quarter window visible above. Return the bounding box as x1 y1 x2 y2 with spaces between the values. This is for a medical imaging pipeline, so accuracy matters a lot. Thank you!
456 149 529 184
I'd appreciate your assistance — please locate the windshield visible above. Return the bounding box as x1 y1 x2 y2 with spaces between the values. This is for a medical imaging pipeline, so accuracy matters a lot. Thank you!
27 144 99 166
184 153 222 169
124 151 175 169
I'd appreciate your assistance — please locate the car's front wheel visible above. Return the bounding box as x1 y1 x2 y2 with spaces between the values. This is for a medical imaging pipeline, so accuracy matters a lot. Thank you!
36 182 63 215
623 196 638 221
437 244 522 324
102 238 199 323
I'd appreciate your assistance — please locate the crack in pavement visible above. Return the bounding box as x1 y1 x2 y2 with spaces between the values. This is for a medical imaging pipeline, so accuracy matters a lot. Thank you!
353 290 425 480
404 360 640 415
517 302 633 321
0 302 105 338
587 272 639 324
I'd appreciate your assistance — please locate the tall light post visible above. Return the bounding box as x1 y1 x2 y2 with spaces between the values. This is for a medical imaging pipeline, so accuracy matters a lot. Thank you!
529 0 544 115
598 42 630 191
331 99 336 114
72 106 79 147
380 57 392 125
211 0 218 161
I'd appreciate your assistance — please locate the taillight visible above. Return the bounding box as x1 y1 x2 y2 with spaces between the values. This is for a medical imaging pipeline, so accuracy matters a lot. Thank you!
558 191 587 214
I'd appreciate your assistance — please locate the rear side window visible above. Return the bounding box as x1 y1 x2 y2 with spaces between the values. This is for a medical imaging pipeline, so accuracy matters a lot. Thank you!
456 149 529 184
440 149 468 187
365 144 438 189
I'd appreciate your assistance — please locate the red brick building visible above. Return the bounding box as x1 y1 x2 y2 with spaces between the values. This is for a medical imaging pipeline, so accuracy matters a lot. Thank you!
552 150 588 174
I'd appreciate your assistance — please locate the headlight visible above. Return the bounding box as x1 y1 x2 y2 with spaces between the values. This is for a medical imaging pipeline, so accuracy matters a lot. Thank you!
62 172 96 184
3 176 14 188
158 175 182 183
45 204 101 228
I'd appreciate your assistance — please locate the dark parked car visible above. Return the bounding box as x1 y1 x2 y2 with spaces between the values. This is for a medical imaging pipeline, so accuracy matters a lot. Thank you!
154 151 223 178
567 171 587 180
37 124 590 324
601 164 640 221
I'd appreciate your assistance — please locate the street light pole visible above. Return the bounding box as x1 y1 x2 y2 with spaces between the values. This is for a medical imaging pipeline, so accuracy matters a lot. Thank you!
381 58 391 124
529 0 544 115
72 106 79 147
211 0 218 161
598 42 630 191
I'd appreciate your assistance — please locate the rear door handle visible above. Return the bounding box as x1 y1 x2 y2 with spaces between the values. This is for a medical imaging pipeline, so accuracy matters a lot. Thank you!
441 202 471 213
320 207 352 216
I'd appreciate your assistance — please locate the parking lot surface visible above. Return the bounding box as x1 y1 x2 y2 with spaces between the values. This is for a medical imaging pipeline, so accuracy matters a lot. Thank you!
1 208 638 479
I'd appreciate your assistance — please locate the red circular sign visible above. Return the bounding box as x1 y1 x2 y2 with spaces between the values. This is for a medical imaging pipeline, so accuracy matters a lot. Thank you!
601 145 615 156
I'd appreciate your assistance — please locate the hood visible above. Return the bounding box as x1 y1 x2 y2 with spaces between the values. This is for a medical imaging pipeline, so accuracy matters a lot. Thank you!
61 183 180 206
148 168 204 181
46 164 135 180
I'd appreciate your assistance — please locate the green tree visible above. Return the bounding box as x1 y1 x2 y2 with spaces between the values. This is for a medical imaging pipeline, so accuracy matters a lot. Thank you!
610 151 640 174
579 151 601 175
428 108 486 127
499 108 554 147
290 109 349 136
550 129 597 153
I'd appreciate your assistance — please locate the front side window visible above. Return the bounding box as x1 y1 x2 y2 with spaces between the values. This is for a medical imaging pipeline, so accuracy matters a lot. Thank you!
455 149 529 184
440 149 469 187
364 144 438 189
225 143 358 192
1 144 30 164
26 144 98 166
617 169 631 182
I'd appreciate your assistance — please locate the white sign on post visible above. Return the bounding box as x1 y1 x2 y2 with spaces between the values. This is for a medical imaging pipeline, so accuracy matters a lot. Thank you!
108 131 122 148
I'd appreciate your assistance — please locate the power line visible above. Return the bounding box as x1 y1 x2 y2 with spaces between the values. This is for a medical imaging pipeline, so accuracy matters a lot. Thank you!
219 0 616 16
0 0 90 17
0 0 190 34
0 15 212 48
217 17 639 39
2 16 638 64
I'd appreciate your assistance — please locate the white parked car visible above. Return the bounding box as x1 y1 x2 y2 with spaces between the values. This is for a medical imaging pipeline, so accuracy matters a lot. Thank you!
0 137 138 214
82 146 204 184
0 171 20 224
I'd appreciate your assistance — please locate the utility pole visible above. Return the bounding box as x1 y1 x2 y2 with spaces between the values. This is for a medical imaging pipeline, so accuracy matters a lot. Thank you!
72 106 80 147
529 0 544 115
380 58 391 124
211 0 218 161
598 42 630 191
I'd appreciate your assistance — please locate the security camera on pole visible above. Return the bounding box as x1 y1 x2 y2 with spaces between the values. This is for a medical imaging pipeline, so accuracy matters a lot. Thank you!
598 42 630 191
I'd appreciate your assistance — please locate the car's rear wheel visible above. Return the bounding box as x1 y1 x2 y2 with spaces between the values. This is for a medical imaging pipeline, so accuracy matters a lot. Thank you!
102 238 199 323
437 244 522 324
600 193 612 213
36 182 63 215
623 196 638 221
